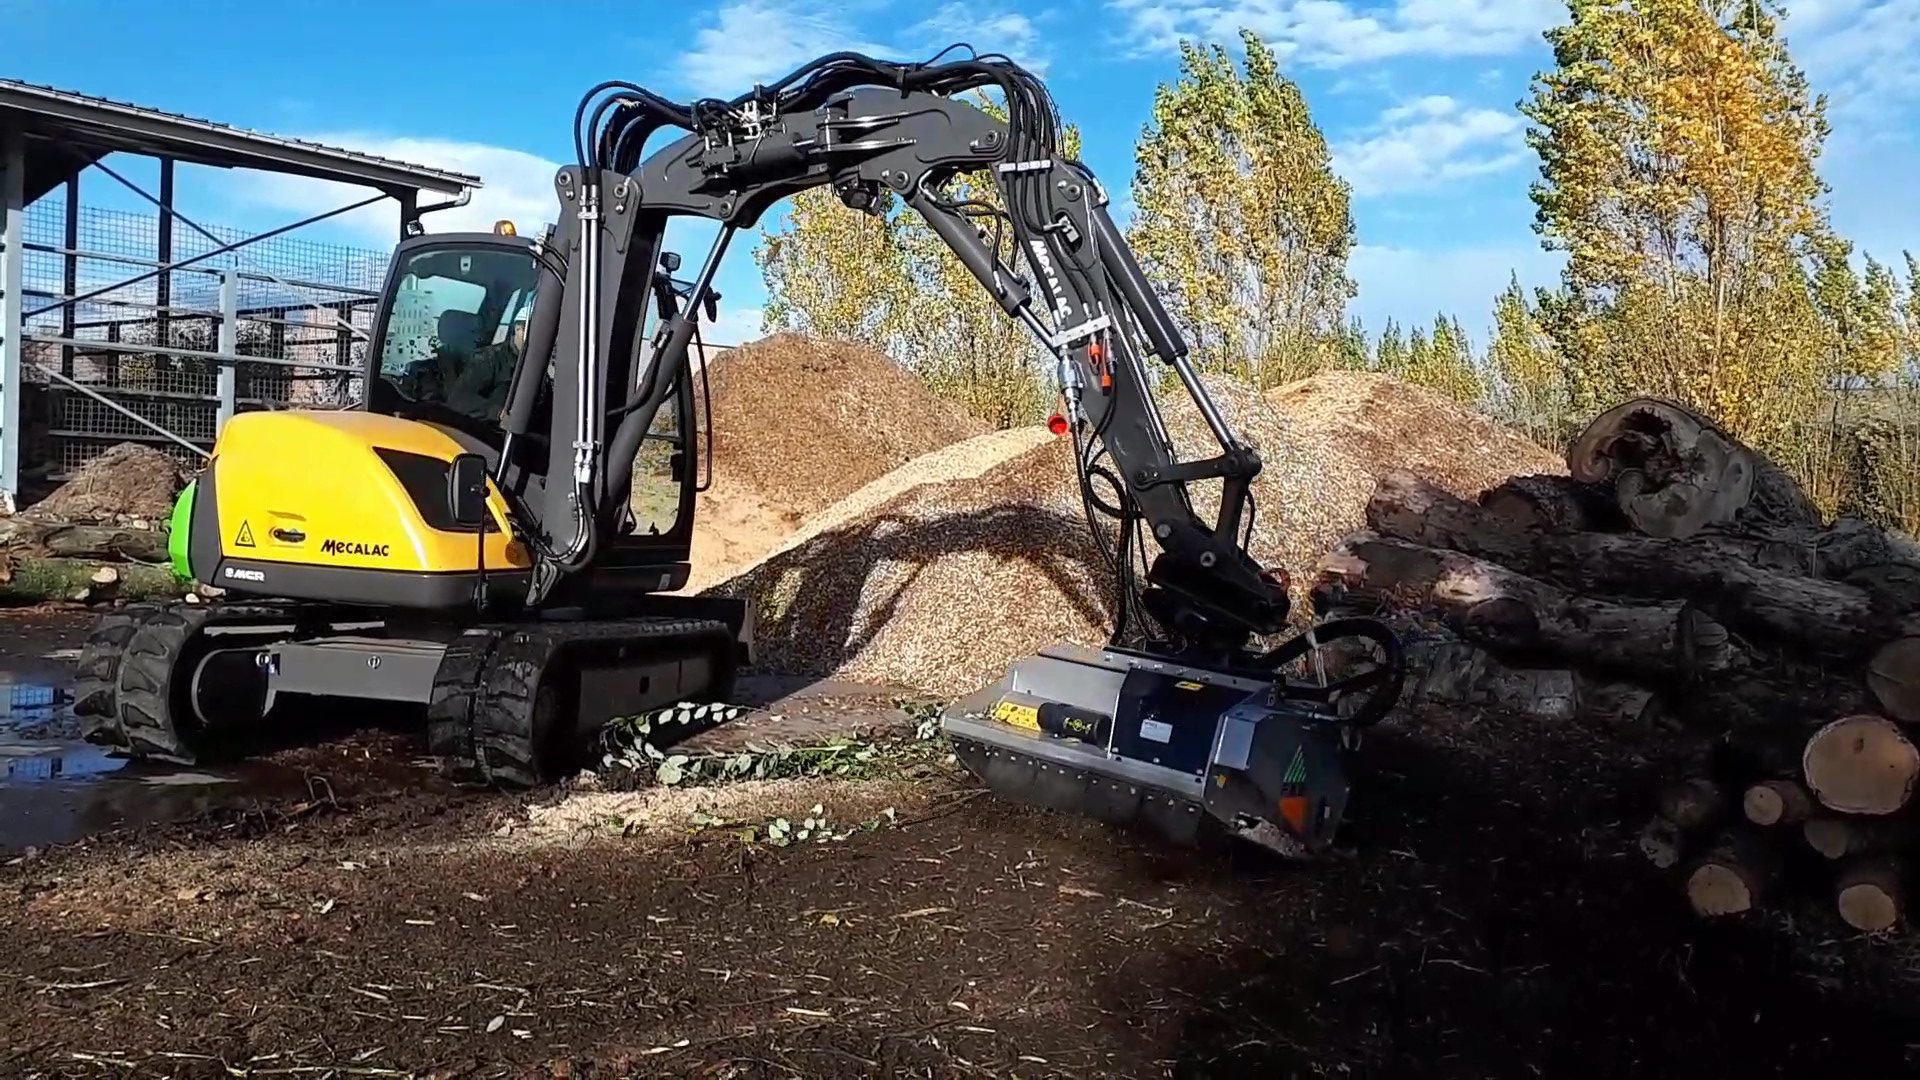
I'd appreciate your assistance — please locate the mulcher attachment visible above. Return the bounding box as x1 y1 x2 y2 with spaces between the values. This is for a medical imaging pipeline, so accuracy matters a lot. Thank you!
942 621 1401 857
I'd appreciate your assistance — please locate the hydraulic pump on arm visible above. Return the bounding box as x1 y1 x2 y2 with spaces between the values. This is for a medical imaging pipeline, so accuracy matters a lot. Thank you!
490 49 1406 856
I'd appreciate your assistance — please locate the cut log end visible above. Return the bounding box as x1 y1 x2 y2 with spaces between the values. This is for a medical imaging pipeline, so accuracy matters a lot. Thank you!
1741 779 1813 826
1804 817 1853 860
1802 714 1920 816
1836 861 1905 933
1687 862 1758 917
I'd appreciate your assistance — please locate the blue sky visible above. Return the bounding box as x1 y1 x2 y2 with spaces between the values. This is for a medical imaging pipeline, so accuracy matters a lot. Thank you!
8 0 1920 348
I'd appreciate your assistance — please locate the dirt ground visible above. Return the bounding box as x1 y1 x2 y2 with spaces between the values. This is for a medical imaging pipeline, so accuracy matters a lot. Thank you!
2 612 1918 1077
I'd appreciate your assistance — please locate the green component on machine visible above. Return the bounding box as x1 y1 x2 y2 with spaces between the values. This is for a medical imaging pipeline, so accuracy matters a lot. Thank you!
167 480 195 583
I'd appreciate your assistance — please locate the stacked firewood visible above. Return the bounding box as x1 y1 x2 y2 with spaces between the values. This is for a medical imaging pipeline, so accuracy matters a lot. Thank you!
1310 397 1920 933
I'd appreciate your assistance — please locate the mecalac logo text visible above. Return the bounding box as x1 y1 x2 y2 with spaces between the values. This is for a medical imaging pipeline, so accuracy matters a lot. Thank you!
320 539 391 557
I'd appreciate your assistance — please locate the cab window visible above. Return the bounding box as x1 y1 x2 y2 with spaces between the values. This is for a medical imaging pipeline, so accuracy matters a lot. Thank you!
377 245 540 427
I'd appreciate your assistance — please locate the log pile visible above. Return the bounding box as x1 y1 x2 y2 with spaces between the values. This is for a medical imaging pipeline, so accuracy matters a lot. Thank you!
1312 396 1920 934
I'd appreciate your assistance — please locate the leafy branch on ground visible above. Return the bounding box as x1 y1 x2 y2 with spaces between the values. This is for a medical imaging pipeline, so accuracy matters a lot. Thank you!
592 699 957 793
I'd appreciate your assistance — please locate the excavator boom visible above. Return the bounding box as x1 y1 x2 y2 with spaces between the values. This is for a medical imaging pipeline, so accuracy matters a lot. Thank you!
482 49 1406 855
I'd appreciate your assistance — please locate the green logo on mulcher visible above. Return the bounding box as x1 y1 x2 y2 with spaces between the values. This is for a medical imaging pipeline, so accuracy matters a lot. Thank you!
320 539 391 558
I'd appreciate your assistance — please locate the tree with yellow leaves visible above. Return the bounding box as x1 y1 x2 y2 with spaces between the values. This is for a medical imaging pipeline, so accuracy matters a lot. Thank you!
1521 0 1883 459
756 97 1076 428
1129 30 1357 389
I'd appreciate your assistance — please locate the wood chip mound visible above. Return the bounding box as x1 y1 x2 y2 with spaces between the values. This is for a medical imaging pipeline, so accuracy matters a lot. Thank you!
710 367 1558 698
23 443 183 524
702 332 987 519
709 431 1107 698
686 334 992 587
1259 371 1564 597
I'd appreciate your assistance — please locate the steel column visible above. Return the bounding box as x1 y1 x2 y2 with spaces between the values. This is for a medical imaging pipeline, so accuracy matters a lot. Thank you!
0 128 24 511
156 157 174 348
60 175 76 377
216 269 237 429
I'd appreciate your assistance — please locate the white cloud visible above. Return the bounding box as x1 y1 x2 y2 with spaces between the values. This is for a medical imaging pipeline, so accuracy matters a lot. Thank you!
703 303 767 347
1333 95 1527 197
680 0 1050 95
1108 0 1561 66
1349 241 1562 334
1790 0 1920 120
222 134 562 244
682 1 898 94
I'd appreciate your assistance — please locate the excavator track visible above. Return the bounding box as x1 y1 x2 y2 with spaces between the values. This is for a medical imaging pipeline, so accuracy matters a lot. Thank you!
428 616 741 788
81 603 740 782
76 599 323 762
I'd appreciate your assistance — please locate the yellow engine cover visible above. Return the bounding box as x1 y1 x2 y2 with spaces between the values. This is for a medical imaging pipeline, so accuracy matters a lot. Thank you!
208 410 529 573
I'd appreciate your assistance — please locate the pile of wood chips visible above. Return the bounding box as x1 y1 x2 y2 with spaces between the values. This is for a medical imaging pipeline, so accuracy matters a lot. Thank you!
707 360 1563 698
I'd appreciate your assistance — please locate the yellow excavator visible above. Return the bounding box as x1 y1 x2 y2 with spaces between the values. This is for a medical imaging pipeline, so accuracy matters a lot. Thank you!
75 47 1404 857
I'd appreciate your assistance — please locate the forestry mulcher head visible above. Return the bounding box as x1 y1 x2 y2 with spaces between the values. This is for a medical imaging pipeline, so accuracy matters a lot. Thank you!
941 618 1405 857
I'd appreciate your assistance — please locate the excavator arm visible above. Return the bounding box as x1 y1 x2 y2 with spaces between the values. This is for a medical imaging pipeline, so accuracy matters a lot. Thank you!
473 49 1406 855
500 54 1288 662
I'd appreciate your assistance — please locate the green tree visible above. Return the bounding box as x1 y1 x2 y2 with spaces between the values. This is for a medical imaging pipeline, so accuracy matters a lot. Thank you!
1374 319 1407 375
1129 29 1357 388
1485 274 1576 446
757 95 1076 428
1521 0 1848 454
1408 314 1487 405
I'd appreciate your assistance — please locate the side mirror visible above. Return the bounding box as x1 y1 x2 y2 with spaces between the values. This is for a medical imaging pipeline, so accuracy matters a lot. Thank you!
448 453 490 528
660 251 682 273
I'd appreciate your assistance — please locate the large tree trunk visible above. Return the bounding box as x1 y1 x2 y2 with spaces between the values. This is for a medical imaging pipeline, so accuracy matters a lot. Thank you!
1567 397 1823 538
1366 471 1889 658
1802 715 1920 816
1400 630 1659 726
1314 533 1734 679
0 517 167 562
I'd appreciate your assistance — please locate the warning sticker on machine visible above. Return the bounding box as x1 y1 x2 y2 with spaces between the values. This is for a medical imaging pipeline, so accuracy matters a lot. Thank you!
992 700 1040 731
234 521 256 547
1139 717 1174 743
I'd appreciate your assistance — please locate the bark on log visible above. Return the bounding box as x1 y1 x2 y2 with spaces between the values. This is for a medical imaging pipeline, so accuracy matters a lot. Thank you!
1802 815 1914 860
1478 474 1623 533
1742 779 1815 826
1639 818 1684 869
1567 397 1823 538
1815 516 1920 577
1313 533 1734 679
1366 471 1888 657
1836 859 1906 933
1399 630 1659 726
1657 777 1727 830
1868 637 1920 725
1685 833 1779 917
1803 714 1920 816
0 517 167 562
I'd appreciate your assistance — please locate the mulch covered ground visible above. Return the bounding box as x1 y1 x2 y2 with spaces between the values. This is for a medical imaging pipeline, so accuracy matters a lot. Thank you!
3 699 1914 1078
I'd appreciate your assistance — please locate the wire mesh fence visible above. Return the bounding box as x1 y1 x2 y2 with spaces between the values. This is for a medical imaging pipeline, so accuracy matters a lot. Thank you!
17 200 389 477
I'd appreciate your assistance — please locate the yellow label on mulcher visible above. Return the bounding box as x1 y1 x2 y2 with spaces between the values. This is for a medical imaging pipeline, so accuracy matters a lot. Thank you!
992 700 1041 731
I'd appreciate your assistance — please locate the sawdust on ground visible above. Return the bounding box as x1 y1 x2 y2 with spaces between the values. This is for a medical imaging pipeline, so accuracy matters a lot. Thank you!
515 777 932 847
711 367 1561 699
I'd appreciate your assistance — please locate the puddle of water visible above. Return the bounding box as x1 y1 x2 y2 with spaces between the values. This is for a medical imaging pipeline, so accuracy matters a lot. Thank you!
0 742 126 781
